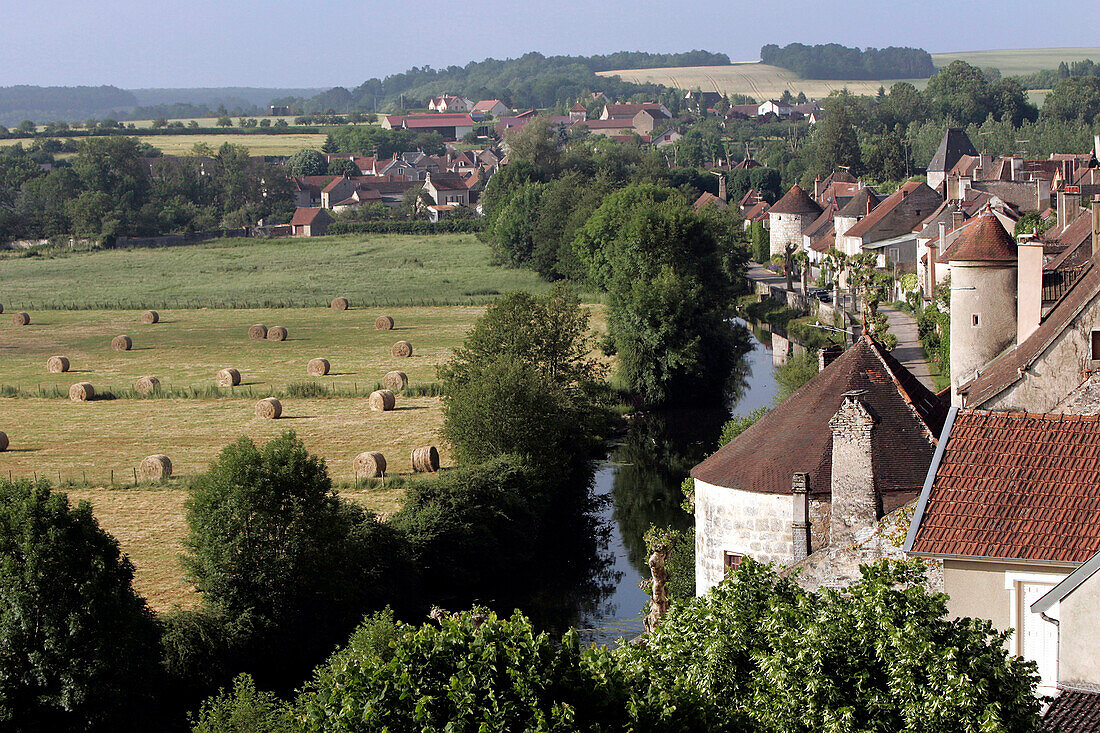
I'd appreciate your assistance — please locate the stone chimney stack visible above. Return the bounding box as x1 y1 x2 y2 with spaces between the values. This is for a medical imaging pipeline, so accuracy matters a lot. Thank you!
827 391 879 548
952 205 966 231
1017 232 1044 344
718 174 728 203
791 472 810 562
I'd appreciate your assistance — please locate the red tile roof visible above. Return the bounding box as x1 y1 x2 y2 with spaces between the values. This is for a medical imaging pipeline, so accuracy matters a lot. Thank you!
291 207 330 226
843 181 941 242
743 201 770 221
910 410 1100 563
944 210 1018 262
691 337 946 502
471 99 504 112
693 191 728 211
1044 688 1100 733
400 113 474 129
769 184 823 216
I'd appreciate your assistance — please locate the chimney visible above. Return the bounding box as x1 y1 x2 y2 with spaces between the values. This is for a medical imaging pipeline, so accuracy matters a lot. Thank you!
718 174 728 203
952 206 965 231
791 472 811 562
1093 196 1100 259
1017 232 1043 344
827 391 879 548
814 176 822 201
818 344 842 372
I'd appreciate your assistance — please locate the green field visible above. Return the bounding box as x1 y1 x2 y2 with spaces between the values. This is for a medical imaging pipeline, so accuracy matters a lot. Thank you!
599 48 1100 102
0 132 327 156
0 233 566 309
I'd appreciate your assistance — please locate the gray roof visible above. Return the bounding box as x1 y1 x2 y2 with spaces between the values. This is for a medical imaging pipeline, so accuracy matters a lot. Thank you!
835 187 880 219
927 128 978 174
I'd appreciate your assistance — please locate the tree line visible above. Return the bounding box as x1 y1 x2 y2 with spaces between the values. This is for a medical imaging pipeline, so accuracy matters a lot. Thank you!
760 43 936 80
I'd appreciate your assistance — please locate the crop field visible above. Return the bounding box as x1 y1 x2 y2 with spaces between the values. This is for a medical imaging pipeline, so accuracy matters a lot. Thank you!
0 233 565 309
930 47 1100 76
136 132 327 156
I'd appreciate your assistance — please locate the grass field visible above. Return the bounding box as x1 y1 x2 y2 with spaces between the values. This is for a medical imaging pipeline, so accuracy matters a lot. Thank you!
600 48 1100 102
0 233 565 309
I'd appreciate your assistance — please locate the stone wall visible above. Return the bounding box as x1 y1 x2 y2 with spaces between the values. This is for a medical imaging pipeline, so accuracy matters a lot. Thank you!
695 480 795 595
828 395 878 546
769 212 806 257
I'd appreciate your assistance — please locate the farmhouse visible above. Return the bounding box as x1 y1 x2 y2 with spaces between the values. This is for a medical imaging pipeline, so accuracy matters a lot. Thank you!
290 207 332 237
422 171 469 207
428 95 473 112
471 99 509 118
600 102 670 120
382 113 475 140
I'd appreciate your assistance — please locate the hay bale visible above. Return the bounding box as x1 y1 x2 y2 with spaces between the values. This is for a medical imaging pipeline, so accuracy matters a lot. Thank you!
112 335 133 351
353 451 386 478
47 356 70 373
139 454 172 481
69 382 94 402
141 310 160 324
135 376 160 395
382 370 408 392
307 358 330 377
369 389 395 411
267 326 287 341
12 312 29 326
255 397 282 419
216 368 241 387
0 303 3 313
375 315 394 330
412 446 440 473
249 324 268 340
0 431 7 451
391 340 413 358
331 297 349 311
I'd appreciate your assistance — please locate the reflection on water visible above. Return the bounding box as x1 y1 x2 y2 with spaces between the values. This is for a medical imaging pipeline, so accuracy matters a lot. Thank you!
574 322 780 645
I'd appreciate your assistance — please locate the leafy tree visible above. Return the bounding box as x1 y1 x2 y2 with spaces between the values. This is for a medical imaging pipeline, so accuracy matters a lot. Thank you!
14 119 35 136
284 148 327 176
182 431 411 689
258 118 271 128
924 60 1036 126
216 116 232 127
0 479 160 731
151 116 168 128
865 128 907 181
808 91 862 177
273 119 288 129
190 674 294 733
326 158 359 177
502 115 561 177
872 81 928 130
775 349 819 398
1043 76 1100 124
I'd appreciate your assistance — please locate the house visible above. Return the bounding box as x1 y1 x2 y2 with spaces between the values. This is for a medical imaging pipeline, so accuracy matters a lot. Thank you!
389 114 475 141
425 204 456 222
839 181 941 268
422 171 469 207
320 176 356 209
768 184 822 257
570 119 635 138
757 100 792 118
650 129 682 148
290 207 333 237
904 408 1100 693
471 99 509 118
569 102 587 123
926 128 978 194
693 336 947 595
428 95 473 113
293 175 338 207
693 192 728 212
683 90 725 112
600 102 670 121
632 107 673 134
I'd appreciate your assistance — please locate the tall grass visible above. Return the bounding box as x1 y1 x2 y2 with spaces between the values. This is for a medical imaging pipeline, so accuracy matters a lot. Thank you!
0 381 446 400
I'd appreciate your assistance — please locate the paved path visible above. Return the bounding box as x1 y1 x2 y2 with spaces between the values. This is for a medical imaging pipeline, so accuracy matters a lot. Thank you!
880 305 934 390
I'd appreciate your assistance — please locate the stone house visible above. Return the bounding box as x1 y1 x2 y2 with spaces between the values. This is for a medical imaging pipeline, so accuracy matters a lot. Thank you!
926 128 978 194
904 409 1100 694
290 207 332 237
471 99 509 118
632 107 673 134
422 171 469 207
692 336 947 595
600 102 670 121
767 184 822 258
839 181 941 267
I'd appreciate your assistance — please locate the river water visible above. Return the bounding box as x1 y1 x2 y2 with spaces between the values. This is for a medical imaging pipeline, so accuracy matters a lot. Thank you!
575 322 781 645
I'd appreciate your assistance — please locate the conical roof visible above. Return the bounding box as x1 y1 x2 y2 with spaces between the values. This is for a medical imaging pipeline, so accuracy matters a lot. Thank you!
835 186 880 218
947 211 1017 262
691 337 947 504
769 184 823 216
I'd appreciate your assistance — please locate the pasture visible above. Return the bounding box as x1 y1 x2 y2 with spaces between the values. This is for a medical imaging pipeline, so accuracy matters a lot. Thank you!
0 233 565 309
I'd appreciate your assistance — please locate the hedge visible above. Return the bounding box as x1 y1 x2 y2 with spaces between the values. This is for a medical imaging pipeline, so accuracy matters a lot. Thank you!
328 220 485 235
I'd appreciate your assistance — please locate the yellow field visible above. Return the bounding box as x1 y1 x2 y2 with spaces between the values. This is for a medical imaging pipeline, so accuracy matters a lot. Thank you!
598 64 928 101
931 47 1100 76
134 133 327 155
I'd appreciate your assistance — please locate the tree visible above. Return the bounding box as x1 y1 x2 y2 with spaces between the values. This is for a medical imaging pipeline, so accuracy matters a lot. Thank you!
809 91 862 177
326 158 358 177
182 431 410 688
1043 76 1100 124
284 148 327 176
502 115 561 177
151 117 168 128
0 479 160 731
190 674 294 733
216 115 232 127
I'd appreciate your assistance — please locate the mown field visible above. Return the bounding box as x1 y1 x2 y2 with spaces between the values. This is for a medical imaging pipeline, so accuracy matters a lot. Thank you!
0 233 565 309
599 48 1100 102
0 132 327 156
0 233 598 610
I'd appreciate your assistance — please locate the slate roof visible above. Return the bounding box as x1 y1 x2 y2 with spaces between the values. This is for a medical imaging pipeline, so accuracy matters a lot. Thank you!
959 262 1100 406
944 210 1018 262
769 184 823 216
844 181 941 243
908 410 1100 563
927 128 978 174
691 337 947 503
810 231 836 253
1044 688 1100 733
836 187 880 218
804 202 838 239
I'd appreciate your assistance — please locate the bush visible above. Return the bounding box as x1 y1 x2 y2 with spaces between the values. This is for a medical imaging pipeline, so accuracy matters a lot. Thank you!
190 674 294 733
327 219 485 235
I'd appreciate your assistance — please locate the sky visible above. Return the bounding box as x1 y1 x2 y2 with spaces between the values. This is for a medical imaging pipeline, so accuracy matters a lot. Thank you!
2 0 1099 89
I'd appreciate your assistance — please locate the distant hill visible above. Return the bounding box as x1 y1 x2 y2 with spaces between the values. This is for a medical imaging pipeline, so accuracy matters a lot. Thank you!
128 87 327 109
930 47 1100 76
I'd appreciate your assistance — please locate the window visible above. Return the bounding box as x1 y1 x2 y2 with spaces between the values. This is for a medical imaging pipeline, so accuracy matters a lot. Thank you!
1092 330 1100 360
973 314 980 327
723 552 743 574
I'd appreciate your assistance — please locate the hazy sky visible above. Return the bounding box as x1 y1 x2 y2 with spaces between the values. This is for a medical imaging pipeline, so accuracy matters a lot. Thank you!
2 0 1098 89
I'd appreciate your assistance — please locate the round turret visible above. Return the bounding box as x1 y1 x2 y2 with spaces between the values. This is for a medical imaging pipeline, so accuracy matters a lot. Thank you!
768 184 823 258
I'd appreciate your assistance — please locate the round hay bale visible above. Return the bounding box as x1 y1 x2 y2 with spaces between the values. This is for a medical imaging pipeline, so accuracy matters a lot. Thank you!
0 432 8 451
391 340 413 358
249 324 268 340
69 382 94 402
375 315 394 330
353 451 387 478
12 312 29 326
216 368 241 387
141 310 160 324
112 335 133 351
382 370 408 392
331 296 349 311
307 358 330 377
369 389 395 412
412 446 440 473
47 356 70 373
135 376 161 395
267 326 287 342
139 454 172 481
255 397 282 419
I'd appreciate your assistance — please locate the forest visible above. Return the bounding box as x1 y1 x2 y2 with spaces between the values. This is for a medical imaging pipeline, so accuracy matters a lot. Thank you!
760 43 936 80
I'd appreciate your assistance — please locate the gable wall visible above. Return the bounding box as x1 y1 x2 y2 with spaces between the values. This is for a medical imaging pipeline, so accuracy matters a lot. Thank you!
1060 572 1100 685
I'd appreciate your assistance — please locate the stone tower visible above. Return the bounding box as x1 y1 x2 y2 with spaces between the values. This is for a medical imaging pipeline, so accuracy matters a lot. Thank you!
948 211 1018 406
768 184 823 258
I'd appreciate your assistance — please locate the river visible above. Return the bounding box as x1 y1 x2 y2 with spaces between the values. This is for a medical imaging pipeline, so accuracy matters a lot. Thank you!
575 321 781 645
